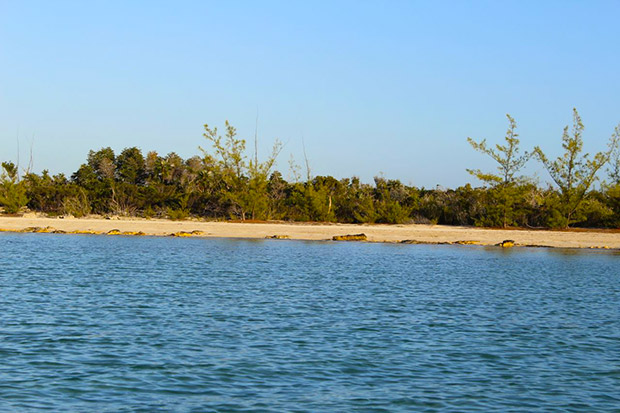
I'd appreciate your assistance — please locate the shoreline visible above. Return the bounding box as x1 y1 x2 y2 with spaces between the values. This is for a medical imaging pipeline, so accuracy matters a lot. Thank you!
0 215 618 250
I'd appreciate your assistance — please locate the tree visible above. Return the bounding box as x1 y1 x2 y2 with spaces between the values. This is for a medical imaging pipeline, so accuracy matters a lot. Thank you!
373 177 414 224
87 147 116 180
116 147 146 185
604 183 620 227
246 139 283 219
200 121 282 220
607 125 620 185
534 108 619 228
467 114 531 227
266 171 287 219
24 170 80 214
72 147 117 213
336 177 377 223
200 121 248 218
603 126 620 227
0 161 28 214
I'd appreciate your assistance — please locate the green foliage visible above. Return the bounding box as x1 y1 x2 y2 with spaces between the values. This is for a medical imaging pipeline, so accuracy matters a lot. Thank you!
415 185 485 226
467 114 531 227
200 121 282 220
286 181 335 222
467 115 530 184
116 147 146 185
71 164 98 188
87 147 116 180
373 177 414 224
25 170 78 214
63 189 91 217
336 177 378 223
110 182 142 216
266 171 287 220
0 162 29 214
603 183 620 227
167 207 189 221
534 109 619 228
607 126 620 185
11 115 620 229
245 139 283 220
143 205 156 219
577 192 614 227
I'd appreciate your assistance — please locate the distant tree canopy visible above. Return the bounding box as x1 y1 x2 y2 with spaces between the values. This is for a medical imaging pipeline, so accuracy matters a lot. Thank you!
1 113 619 228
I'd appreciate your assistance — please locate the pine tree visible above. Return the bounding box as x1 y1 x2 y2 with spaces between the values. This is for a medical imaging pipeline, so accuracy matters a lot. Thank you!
534 109 619 228
467 114 531 227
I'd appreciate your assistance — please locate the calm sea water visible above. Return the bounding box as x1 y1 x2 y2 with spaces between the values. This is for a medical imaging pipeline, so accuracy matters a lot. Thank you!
0 233 618 412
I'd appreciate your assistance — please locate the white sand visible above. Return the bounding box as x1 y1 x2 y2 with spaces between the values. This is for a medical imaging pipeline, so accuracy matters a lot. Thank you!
0 215 618 249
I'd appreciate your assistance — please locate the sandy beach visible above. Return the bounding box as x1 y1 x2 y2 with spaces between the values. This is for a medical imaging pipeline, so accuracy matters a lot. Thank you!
0 214 618 249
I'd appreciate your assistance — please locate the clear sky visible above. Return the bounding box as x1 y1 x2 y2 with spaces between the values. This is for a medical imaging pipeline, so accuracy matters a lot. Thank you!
1 1 619 188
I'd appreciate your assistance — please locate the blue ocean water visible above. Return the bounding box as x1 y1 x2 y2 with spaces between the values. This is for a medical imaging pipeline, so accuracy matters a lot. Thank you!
0 233 618 412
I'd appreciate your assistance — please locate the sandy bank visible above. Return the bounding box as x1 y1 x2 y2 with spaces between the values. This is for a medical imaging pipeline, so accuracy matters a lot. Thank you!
0 215 618 250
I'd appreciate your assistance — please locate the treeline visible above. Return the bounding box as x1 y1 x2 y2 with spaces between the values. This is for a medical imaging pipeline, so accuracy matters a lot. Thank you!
1 110 619 229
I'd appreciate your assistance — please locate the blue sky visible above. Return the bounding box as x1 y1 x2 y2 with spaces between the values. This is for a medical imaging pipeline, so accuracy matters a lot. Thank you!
1 1 619 187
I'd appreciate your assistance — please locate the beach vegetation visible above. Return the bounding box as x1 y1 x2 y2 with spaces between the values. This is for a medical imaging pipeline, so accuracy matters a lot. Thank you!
167 207 189 221
62 188 91 217
607 127 620 185
200 121 283 220
467 114 531 227
534 109 619 228
0 162 29 214
6 116 620 229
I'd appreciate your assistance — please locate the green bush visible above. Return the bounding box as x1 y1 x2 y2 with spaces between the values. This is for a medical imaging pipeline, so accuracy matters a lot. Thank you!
62 189 91 217
0 162 28 214
167 208 189 221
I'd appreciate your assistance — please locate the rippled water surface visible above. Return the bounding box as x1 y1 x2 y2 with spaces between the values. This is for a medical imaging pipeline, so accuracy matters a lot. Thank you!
1 233 619 411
